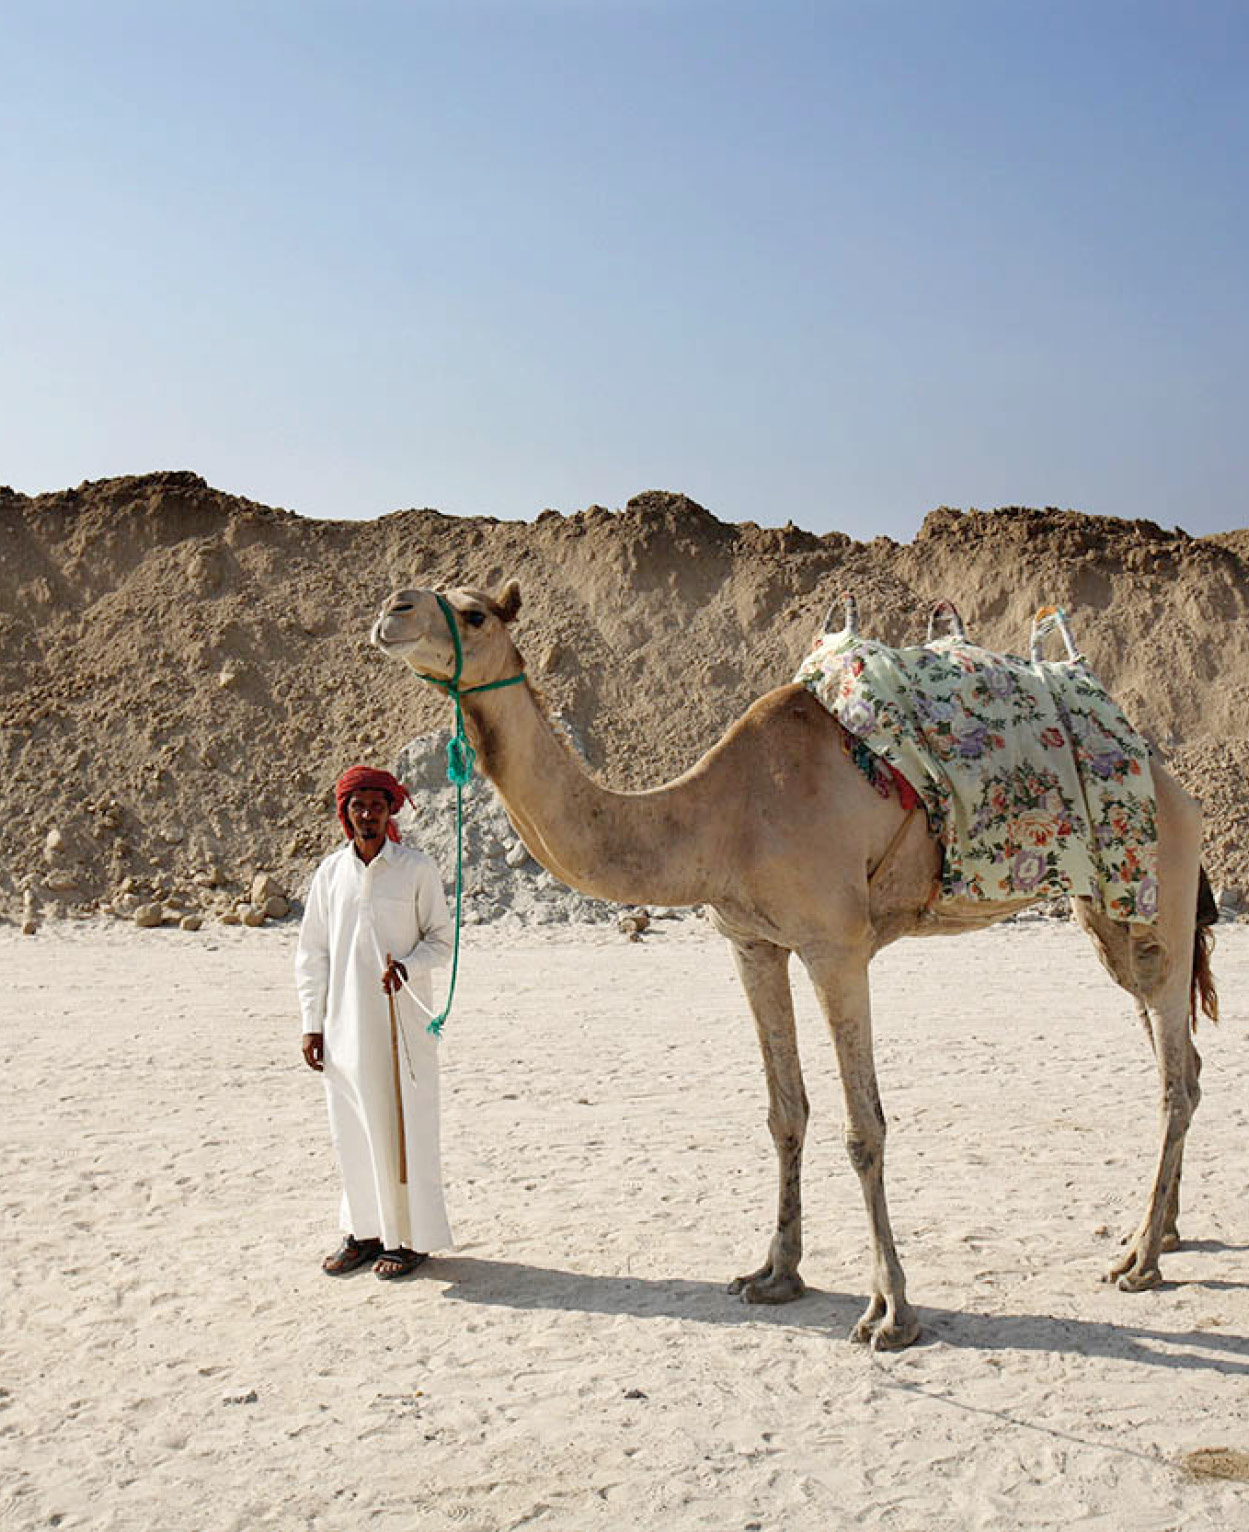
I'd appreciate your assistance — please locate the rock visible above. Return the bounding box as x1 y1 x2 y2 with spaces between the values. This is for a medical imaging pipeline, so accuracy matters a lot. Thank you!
180 914 203 932
43 869 80 892
21 919 37 936
217 659 244 688
263 894 290 920
44 828 66 858
251 872 284 906
239 904 267 928
96 801 123 831
220 911 241 926
134 903 164 928
1216 884 1242 915
505 842 529 869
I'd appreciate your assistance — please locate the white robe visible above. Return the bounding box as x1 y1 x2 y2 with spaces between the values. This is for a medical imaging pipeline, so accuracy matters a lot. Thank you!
295 838 455 1252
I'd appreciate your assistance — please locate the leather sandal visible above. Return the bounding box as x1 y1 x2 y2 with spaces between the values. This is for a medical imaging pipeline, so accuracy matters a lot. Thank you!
322 1235 383 1275
374 1248 428 1280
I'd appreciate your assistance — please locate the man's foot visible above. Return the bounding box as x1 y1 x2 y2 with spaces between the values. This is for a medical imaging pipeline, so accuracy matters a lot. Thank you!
322 1235 383 1275
374 1248 429 1280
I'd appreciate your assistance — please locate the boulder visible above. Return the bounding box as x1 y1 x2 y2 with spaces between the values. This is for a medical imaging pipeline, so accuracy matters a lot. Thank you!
251 872 284 906
134 903 164 929
263 894 290 920
180 914 203 932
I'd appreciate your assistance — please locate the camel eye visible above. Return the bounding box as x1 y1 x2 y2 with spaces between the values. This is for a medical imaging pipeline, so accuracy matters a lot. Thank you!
464 610 486 628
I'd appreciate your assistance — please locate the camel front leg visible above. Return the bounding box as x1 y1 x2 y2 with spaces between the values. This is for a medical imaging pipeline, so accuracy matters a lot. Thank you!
725 936 809 1305
805 949 920 1350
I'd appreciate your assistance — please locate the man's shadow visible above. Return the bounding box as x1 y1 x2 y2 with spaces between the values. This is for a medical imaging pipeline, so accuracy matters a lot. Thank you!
432 1249 1249 1376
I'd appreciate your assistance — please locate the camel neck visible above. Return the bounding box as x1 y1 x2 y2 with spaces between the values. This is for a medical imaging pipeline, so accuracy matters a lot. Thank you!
460 679 714 909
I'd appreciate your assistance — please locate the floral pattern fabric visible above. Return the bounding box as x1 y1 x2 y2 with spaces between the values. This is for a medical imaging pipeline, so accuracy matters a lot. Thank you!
795 627 1159 922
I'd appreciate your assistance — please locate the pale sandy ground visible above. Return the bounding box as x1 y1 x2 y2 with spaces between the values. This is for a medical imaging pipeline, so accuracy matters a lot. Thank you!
2 917 1248 1532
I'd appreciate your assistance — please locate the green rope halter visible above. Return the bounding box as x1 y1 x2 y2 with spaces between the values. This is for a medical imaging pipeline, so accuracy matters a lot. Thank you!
412 593 525 1036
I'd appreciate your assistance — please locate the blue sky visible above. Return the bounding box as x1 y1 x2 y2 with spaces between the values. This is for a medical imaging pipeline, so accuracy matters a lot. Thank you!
1 0 1245 539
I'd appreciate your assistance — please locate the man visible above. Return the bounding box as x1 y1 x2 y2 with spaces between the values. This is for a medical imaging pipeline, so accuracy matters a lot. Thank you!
296 765 454 1279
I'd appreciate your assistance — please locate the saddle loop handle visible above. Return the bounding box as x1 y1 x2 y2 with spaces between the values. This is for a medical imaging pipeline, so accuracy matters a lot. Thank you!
926 600 967 643
1029 605 1081 664
822 590 859 636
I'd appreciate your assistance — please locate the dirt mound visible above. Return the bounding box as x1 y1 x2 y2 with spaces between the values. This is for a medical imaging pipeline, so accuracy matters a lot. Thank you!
2 472 1246 924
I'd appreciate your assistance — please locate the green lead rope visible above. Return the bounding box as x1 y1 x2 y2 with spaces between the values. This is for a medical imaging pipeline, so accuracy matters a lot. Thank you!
413 594 525 1036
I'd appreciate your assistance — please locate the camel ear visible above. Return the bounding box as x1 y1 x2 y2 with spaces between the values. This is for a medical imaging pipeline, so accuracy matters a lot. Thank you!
492 579 522 624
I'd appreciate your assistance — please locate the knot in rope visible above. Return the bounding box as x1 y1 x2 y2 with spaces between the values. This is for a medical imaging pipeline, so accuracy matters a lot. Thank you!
446 703 477 787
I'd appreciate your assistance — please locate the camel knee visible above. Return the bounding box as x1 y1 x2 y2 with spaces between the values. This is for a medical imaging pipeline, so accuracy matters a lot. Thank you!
768 1124 806 1162
766 1096 809 1148
1163 1079 1199 1137
845 1130 882 1176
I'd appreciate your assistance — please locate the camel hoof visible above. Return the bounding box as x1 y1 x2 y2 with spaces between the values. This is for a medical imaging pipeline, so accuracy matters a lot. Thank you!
729 1271 806 1306
1160 1230 1181 1254
850 1299 920 1350
1115 1266 1162 1293
870 1317 921 1352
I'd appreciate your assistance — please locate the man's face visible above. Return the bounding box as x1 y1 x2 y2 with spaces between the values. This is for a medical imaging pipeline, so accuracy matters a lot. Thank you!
346 789 392 845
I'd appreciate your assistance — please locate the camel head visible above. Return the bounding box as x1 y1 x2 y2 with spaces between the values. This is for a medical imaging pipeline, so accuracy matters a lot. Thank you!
371 580 524 688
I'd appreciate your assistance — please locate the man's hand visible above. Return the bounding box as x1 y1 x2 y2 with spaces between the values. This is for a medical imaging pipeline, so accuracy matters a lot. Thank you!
302 1032 324 1071
382 959 408 996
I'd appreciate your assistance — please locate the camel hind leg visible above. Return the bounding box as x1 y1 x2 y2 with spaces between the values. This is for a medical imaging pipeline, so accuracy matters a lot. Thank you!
1071 764 1204 1289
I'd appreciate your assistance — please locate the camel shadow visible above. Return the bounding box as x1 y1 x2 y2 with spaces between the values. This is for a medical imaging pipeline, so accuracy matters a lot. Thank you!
1176 1238 1249 1255
433 1256 1249 1376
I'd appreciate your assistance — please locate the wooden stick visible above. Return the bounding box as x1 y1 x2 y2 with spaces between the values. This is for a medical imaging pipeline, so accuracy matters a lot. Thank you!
386 952 408 1185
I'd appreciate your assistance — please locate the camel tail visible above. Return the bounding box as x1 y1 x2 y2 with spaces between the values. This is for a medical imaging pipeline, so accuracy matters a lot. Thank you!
1191 865 1219 1029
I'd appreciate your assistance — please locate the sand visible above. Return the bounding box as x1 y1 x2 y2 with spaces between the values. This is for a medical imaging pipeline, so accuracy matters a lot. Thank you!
2 917 1247 1531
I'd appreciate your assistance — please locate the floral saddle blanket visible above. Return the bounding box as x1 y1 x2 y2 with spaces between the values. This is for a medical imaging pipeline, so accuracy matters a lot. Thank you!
794 600 1159 922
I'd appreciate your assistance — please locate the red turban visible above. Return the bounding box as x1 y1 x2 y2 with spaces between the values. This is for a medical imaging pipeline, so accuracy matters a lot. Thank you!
334 766 413 842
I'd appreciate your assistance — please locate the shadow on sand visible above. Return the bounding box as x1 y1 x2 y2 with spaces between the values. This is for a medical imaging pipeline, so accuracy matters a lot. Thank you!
432 1255 1249 1375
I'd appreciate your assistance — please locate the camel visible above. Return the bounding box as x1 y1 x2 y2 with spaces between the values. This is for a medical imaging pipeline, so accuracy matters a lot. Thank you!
371 580 1218 1350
